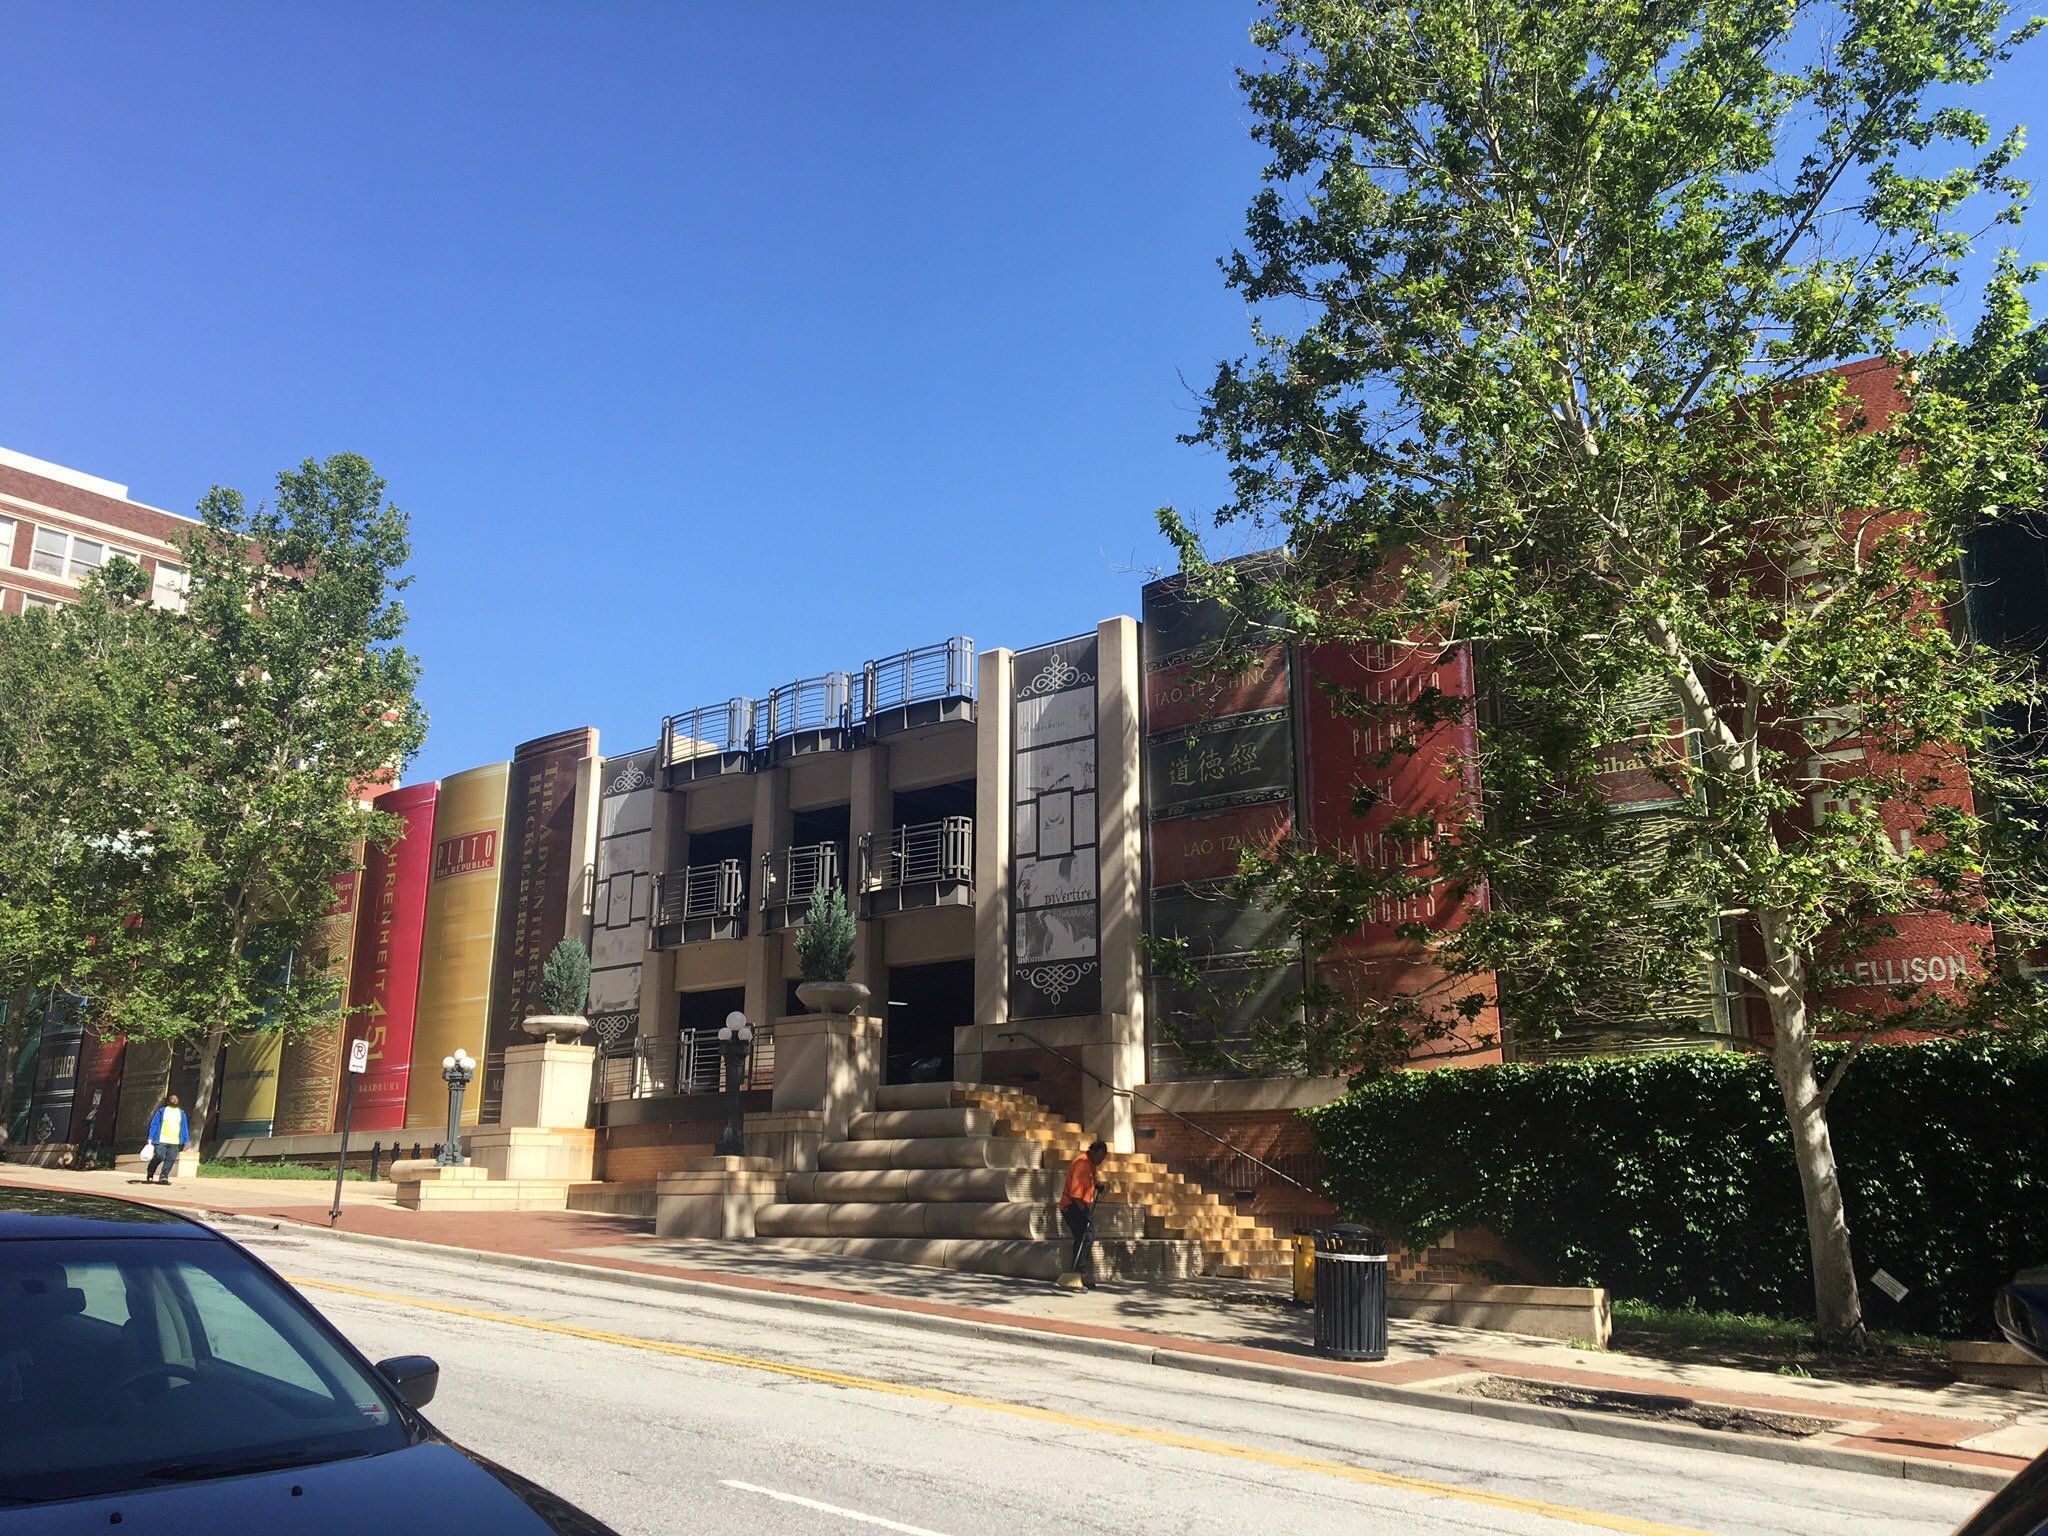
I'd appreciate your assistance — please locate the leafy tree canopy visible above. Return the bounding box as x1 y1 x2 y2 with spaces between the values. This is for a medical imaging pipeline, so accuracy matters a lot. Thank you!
1163 0 2047 1343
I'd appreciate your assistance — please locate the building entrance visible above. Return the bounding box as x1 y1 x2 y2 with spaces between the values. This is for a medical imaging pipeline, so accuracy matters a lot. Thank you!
883 961 970 1085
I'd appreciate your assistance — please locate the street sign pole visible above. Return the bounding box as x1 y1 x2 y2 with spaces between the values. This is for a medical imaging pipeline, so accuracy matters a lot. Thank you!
332 1037 370 1227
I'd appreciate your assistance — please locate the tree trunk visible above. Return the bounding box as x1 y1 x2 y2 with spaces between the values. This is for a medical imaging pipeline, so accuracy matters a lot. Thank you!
1759 916 1867 1347
188 1019 228 1151
0 989 22 1146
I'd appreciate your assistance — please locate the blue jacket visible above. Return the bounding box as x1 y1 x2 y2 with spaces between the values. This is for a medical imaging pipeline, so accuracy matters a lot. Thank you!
146 1105 191 1147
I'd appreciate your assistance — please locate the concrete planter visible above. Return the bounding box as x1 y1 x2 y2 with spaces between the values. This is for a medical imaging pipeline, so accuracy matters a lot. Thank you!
796 980 870 1015
520 1013 590 1043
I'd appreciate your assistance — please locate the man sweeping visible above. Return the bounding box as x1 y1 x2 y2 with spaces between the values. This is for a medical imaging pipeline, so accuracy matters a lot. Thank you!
1058 1138 1108 1289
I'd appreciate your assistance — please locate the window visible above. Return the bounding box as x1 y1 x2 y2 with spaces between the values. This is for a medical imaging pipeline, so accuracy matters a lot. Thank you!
24 526 140 582
0 516 14 563
0 1239 408 1505
22 592 61 611
151 560 189 610
30 526 65 575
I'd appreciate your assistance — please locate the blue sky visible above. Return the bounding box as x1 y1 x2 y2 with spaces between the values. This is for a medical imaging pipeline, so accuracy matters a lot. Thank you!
3 4 2040 783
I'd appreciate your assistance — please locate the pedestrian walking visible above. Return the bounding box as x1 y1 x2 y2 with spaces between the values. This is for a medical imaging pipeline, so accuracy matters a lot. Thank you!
144 1094 191 1184
1060 1138 1108 1288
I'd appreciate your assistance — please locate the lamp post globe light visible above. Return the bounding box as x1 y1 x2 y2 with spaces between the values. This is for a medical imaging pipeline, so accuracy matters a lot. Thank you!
437 1048 476 1167
715 1011 754 1157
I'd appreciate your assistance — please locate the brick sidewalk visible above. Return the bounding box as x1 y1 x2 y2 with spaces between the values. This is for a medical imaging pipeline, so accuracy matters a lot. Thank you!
6 1162 2043 1483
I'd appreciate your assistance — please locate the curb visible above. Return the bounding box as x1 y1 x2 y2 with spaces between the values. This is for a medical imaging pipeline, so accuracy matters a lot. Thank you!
206 1208 2015 1494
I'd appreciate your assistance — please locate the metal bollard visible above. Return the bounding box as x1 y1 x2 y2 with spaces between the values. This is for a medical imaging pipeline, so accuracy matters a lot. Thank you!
1313 1225 1388 1361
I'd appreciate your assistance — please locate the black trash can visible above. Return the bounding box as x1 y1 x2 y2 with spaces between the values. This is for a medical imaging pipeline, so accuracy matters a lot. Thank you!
1313 1224 1388 1361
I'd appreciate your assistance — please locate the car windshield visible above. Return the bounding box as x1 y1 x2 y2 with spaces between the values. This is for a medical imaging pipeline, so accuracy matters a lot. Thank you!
0 1235 412 1506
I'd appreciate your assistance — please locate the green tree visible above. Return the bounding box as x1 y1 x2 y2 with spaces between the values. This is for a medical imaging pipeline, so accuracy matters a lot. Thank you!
89 454 427 1133
0 559 172 1140
537 938 591 1018
1165 0 2046 1344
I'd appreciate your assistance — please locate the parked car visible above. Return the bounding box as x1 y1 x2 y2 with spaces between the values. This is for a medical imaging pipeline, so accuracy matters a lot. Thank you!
1949 1269 2048 1536
0 1187 618 1534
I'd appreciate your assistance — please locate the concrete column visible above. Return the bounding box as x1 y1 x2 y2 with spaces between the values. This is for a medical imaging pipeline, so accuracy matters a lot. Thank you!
1074 616 1146 1152
567 752 602 943
965 646 1014 1082
745 768 791 1027
847 741 891 1002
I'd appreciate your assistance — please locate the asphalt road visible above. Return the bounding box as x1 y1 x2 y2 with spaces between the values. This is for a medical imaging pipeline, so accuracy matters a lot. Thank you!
227 1220 1989 1536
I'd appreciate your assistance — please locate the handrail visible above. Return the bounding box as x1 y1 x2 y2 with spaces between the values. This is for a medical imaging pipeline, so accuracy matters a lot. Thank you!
995 1027 1319 1195
655 860 745 924
767 840 840 911
662 637 976 766
868 816 973 889
597 1027 775 1100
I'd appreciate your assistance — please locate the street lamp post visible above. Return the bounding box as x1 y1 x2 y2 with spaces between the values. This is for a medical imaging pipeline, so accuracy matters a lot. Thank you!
715 1011 754 1157
437 1048 476 1166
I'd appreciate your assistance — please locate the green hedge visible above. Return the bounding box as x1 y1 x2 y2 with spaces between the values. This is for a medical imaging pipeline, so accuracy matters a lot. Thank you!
1303 1036 2048 1336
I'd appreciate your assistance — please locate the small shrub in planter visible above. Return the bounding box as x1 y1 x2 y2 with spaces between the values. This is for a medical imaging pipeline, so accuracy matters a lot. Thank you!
523 937 592 1039
793 886 865 1012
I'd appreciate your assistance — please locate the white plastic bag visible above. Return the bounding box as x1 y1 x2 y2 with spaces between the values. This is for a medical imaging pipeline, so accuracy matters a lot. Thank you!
137 1142 152 1163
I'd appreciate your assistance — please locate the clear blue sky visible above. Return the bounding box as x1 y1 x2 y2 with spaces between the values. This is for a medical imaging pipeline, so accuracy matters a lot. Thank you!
3 4 2038 783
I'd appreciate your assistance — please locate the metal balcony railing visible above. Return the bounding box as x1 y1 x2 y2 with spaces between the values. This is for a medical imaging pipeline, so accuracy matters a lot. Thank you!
767 841 840 913
596 1028 775 1102
764 672 852 740
659 638 976 776
869 816 974 889
853 637 977 718
661 698 757 768
654 860 745 926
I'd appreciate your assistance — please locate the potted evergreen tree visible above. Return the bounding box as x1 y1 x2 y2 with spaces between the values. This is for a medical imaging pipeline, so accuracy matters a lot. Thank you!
793 885 867 1014
522 937 592 1041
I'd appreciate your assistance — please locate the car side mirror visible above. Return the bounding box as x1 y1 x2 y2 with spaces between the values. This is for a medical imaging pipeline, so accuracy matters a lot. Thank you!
1995 1278 2048 1365
376 1354 439 1410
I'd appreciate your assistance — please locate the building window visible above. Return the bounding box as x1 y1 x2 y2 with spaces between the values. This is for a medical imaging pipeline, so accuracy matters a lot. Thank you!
151 561 188 611
0 516 14 563
30 527 66 575
24 526 141 582
21 592 61 611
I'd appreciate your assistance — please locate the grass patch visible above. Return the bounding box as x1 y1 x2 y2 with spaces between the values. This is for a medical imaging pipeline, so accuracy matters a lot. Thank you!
1612 1298 1941 1351
199 1159 365 1182
1608 1298 1952 1386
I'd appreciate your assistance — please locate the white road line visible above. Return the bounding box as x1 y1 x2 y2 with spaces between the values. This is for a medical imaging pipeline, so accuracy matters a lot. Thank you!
720 1479 957 1536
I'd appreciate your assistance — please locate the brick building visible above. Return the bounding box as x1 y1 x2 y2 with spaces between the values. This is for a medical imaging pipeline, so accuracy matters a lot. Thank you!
0 447 198 616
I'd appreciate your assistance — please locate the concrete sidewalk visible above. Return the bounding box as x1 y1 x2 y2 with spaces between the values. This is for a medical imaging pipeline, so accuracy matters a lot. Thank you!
7 1161 2044 1487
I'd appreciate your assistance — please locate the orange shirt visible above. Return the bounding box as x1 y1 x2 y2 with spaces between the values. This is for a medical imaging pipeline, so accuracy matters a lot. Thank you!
1060 1153 1099 1210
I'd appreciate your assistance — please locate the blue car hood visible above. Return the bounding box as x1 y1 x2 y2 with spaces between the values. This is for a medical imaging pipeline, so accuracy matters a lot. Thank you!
9 1439 615 1536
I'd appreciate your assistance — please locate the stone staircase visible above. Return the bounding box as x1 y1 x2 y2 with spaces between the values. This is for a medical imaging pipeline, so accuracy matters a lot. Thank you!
959 1084 1294 1280
754 1082 1203 1281
752 1081 1292 1282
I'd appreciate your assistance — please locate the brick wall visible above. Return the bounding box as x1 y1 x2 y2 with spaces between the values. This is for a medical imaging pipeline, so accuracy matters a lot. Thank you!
1133 1108 1336 1229
977 1047 1084 1124
600 1122 720 1182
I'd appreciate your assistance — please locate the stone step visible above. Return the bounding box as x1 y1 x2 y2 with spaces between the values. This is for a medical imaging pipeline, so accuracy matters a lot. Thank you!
786 1167 1060 1204
873 1081 965 1111
565 1181 657 1219
818 1136 1044 1172
850 1107 995 1141
756 1201 1147 1242
757 1235 1204 1283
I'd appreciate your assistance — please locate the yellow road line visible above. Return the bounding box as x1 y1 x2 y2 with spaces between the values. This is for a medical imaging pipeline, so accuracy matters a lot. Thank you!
289 1274 1718 1536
